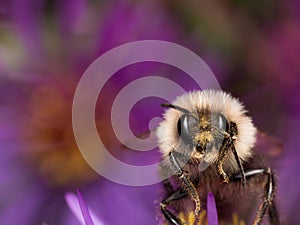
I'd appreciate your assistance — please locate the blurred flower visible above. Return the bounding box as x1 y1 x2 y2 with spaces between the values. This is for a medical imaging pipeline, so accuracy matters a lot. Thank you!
0 0 184 224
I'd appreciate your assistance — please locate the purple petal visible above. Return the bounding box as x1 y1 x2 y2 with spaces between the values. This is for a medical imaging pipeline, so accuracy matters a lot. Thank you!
76 189 94 225
65 192 86 225
207 192 219 225
65 190 105 225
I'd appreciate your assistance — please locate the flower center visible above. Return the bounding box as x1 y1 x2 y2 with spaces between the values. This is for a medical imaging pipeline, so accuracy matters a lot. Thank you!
25 85 98 188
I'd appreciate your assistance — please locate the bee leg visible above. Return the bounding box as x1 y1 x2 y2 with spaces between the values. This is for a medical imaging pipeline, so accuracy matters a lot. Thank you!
160 188 188 225
217 138 246 185
216 139 231 183
169 151 201 217
231 168 279 225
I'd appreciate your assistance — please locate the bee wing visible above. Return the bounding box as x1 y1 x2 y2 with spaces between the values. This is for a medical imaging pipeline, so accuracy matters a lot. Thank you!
254 129 283 157
198 148 219 171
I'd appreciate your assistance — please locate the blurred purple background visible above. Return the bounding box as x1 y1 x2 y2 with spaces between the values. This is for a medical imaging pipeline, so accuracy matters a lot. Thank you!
0 0 299 224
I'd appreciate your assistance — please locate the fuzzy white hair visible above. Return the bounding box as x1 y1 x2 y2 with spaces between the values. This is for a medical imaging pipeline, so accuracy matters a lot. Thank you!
156 89 257 173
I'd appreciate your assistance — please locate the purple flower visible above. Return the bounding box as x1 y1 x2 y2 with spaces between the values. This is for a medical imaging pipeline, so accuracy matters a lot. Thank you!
0 1 184 225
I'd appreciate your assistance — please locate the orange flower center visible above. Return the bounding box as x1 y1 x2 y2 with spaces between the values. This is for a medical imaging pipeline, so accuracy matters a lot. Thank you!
25 85 98 188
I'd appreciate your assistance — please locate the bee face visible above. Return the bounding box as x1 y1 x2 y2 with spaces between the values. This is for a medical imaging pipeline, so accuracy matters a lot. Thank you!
157 90 257 173
177 110 229 160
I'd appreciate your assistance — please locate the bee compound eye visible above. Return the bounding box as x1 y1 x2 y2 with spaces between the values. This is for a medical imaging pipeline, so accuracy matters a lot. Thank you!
216 113 229 132
177 114 197 146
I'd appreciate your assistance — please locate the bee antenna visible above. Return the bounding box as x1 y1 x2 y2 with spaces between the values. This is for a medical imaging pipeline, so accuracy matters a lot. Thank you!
211 125 230 138
161 103 190 114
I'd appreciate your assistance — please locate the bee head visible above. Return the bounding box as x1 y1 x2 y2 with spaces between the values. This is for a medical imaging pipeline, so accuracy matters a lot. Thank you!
157 90 256 173
177 111 229 157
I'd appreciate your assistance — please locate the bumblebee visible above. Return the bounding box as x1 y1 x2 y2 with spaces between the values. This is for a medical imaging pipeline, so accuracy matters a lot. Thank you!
156 90 280 225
